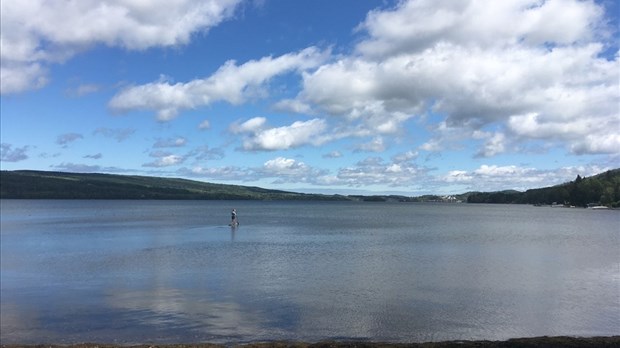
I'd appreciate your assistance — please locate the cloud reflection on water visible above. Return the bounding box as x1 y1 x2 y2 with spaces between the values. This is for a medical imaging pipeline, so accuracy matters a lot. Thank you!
105 287 270 342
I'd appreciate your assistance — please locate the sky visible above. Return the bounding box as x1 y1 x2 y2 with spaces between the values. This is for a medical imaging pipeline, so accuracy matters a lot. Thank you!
1 0 619 195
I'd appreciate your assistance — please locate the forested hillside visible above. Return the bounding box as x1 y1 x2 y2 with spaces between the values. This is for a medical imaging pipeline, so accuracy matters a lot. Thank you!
0 170 344 201
467 169 620 207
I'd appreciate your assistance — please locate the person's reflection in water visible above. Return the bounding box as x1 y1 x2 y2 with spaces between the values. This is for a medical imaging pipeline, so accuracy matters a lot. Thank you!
230 224 237 241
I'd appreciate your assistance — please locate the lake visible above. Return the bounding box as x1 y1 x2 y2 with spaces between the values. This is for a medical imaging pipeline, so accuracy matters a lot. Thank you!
1 200 618 344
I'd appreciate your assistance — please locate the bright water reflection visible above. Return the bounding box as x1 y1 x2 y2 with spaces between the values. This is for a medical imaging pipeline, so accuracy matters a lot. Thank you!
1 200 619 344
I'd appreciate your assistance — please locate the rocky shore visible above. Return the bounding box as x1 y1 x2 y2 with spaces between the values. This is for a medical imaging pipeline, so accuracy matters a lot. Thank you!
2 336 619 348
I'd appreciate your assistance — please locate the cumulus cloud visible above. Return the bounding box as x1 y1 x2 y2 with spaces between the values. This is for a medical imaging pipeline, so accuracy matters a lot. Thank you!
263 157 314 177
143 151 185 168
101 0 618 157
476 132 507 158
287 0 619 157
1 62 48 94
298 59 419 134
0 0 242 94
235 118 329 151
109 47 329 121
230 117 267 134
508 111 620 155
263 157 301 173
571 134 620 155
356 0 606 58
1 143 29 162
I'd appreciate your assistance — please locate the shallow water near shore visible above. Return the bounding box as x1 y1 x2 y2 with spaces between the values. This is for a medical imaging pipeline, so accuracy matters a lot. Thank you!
1 200 619 344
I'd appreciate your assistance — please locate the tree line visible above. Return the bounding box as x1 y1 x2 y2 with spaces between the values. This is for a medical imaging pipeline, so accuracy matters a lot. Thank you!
467 169 620 207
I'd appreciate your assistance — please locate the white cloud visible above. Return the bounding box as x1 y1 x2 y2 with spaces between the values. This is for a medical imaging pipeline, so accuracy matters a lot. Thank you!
356 0 605 58
419 121 471 153
238 118 328 151
101 0 619 158
230 117 267 134
508 108 620 155
299 59 420 134
272 99 314 114
1 0 242 94
109 47 329 121
143 154 184 168
393 150 418 163
198 119 211 130
0 62 48 94
288 0 619 157
142 143 227 170
571 134 620 155
183 149 429 189
153 137 187 148
181 157 329 184
264 157 307 175
476 132 507 158
336 155 424 188
444 170 473 183
355 136 386 153
260 157 330 184
474 164 529 177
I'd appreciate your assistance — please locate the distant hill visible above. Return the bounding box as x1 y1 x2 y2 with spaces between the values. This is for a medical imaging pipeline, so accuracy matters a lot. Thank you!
2 169 619 206
0 170 345 201
467 169 620 207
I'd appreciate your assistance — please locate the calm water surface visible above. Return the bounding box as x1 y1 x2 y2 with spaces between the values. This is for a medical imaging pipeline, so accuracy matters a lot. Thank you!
1 200 618 344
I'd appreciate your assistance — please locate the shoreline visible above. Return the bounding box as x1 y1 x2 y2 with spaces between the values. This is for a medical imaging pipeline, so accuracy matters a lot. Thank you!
2 336 620 348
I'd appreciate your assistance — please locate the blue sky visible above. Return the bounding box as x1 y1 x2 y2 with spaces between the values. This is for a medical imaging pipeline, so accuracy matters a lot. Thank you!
1 0 619 195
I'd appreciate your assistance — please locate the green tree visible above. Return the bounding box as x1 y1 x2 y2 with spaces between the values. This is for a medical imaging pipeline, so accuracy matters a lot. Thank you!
601 187 614 206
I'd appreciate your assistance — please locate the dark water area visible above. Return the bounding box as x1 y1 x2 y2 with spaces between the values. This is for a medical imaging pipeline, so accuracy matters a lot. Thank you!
1 200 618 344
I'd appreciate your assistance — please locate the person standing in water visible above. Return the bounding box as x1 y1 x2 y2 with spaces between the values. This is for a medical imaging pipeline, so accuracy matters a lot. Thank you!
231 208 238 226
